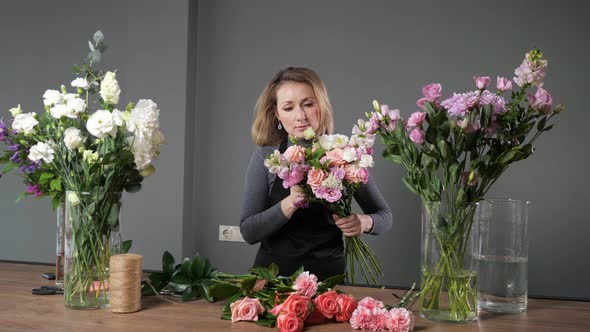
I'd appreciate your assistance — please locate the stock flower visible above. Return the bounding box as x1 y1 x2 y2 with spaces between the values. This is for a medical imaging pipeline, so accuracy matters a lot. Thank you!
293 271 318 297
28 142 54 163
474 76 491 90
514 49 547 87
528 87 553 115
87 110 117 139
112 109 125 126
99 71 121 104
342 146 358 162
230 297 265 323
127 99 164 170
496 76 512 92
12 112 38 134
63 127 85 150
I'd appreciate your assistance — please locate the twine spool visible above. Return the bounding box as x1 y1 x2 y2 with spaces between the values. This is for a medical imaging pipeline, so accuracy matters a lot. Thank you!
109 254 142 313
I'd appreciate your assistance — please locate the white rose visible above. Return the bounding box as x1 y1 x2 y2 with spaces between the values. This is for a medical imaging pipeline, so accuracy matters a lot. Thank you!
359 154 374 168
12 112 38 134
86 110 117 138
8 104 22 117
71 78 90 90
50 104 69 119
28 142 54 163
99 71 121 105
43 89 63 106
63 127 85 150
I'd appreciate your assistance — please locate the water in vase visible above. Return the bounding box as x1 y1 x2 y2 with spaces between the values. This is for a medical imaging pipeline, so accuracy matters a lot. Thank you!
477 255 527 313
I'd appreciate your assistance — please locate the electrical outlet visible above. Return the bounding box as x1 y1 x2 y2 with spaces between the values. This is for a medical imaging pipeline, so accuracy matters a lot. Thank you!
218 225 245 242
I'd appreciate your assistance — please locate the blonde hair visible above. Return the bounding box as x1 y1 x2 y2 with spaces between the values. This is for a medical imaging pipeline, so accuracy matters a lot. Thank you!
251 67 334 146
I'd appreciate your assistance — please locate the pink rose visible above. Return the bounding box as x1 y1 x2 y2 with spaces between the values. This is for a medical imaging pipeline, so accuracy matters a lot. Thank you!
313 290 339 318
406 112 426 128
277 312 304 332
357 297 384 310
344 165 361 184
293 271 318 297
409 128 424 144
496 76 512 92
325 148 346 167
358 168 369 184
474 76 491 90
422 83 442 102
387 308 414 332
416 97 429 108
528 87 553 115
350 306 372 330
230 297 265 323
335 294 357 322
284 145 306 163
307 168 326 188
272 293 310 318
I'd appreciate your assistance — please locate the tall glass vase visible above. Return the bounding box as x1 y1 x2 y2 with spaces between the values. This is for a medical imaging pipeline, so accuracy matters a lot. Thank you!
419 200 479 323
475 198 530 313
55 202 65 288
64 191 122 309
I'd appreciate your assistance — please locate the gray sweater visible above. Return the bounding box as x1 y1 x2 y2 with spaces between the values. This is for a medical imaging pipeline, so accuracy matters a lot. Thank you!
239 141 393 245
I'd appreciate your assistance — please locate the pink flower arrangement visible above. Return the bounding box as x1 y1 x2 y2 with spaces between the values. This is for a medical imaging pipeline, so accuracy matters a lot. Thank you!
264 126 383 284
350 297 414 332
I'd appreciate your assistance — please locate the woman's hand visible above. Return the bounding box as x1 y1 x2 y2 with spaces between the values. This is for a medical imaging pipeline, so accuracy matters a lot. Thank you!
280 185 307 219
332 213 374 237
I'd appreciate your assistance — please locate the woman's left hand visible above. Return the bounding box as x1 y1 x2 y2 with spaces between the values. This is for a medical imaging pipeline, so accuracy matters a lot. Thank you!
332 213 374 237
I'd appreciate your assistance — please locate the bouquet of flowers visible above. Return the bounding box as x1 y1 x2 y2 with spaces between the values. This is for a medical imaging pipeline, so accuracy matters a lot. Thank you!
362 49 562 321
264 127 382 284
1 31 165 308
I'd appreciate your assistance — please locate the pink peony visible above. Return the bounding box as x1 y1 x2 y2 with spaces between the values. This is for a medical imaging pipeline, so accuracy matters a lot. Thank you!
335 294 357 322
474 76 491 90
277 312 304 332
314 290 339 319
307 168 327 189
325 148 347 167
284 145 306 163
357 297 385 311
406 112 426 128
230 297 265 323
387 308 414 332
496 76 512 92
293 271 318 297
528 87 553 115
409 128 424 144
422 83 442 102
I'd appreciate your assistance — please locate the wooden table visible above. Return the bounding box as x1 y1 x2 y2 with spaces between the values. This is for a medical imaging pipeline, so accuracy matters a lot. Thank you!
1 262 588 331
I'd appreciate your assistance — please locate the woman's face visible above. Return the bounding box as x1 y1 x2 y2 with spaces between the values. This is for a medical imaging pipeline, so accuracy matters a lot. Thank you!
275 81 320 139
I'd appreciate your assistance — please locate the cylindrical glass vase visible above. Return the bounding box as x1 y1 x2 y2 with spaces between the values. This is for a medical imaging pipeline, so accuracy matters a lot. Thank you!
64 191 122 309
475 198 530 313
420 200 479 323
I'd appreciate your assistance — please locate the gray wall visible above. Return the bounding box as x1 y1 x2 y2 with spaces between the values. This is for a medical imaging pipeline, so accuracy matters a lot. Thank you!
0 0 189 269
192 0 590 299
1 0 589 299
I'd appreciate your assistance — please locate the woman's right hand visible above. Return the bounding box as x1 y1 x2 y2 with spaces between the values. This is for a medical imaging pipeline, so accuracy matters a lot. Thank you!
280 185 307 219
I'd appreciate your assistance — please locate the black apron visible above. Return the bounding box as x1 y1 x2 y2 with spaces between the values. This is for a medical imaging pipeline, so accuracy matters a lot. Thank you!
253 140 344 280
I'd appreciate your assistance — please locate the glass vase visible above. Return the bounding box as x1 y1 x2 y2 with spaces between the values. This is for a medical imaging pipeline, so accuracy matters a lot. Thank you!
419 200 479 323
55 202 65 288
64 191 122 309
475 198 530 313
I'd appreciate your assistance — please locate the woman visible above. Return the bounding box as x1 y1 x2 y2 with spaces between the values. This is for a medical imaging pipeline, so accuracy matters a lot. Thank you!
240 67 392 280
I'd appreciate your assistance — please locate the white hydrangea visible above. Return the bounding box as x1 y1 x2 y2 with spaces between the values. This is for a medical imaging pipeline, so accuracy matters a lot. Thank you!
12 112 38 134
43 89 63 106
71 77 90 90
99 71 121 105
28 142 55 163
86 110 117 138
63 127 85 150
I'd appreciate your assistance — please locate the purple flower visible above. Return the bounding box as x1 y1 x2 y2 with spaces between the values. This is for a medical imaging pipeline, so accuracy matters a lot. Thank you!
441 91 478 117
528 87 553 115
496 76 512 92
514 49 547 87
474 76 491 90
280 163 308 188
0 118 7 141
19 162 40 173
479 90 507 114
330 167 346 180
9 151 22 164
409 128 425 144
8 144 20 151
26 184 42 197
314 186 342 203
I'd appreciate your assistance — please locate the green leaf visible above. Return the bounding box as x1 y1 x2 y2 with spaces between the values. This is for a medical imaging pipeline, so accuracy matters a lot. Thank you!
268 263 279 277
51 196 62 210
38 172 54 184
482 104 493 128
162 251 175 276
2 161 16 174
402 177 419 195
181 286 199 302
543 124 554 132
537 116 547 131
423 101 436 115
449 163 460 184
499 149 518 165
437 140 449 160
290 266 304 280
121 240 133 254
208 283 242 300
240 276 258 291
191 256 205 278
317 274 346 293
107 202 120 227
49 178 62 191
180 258 193 278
